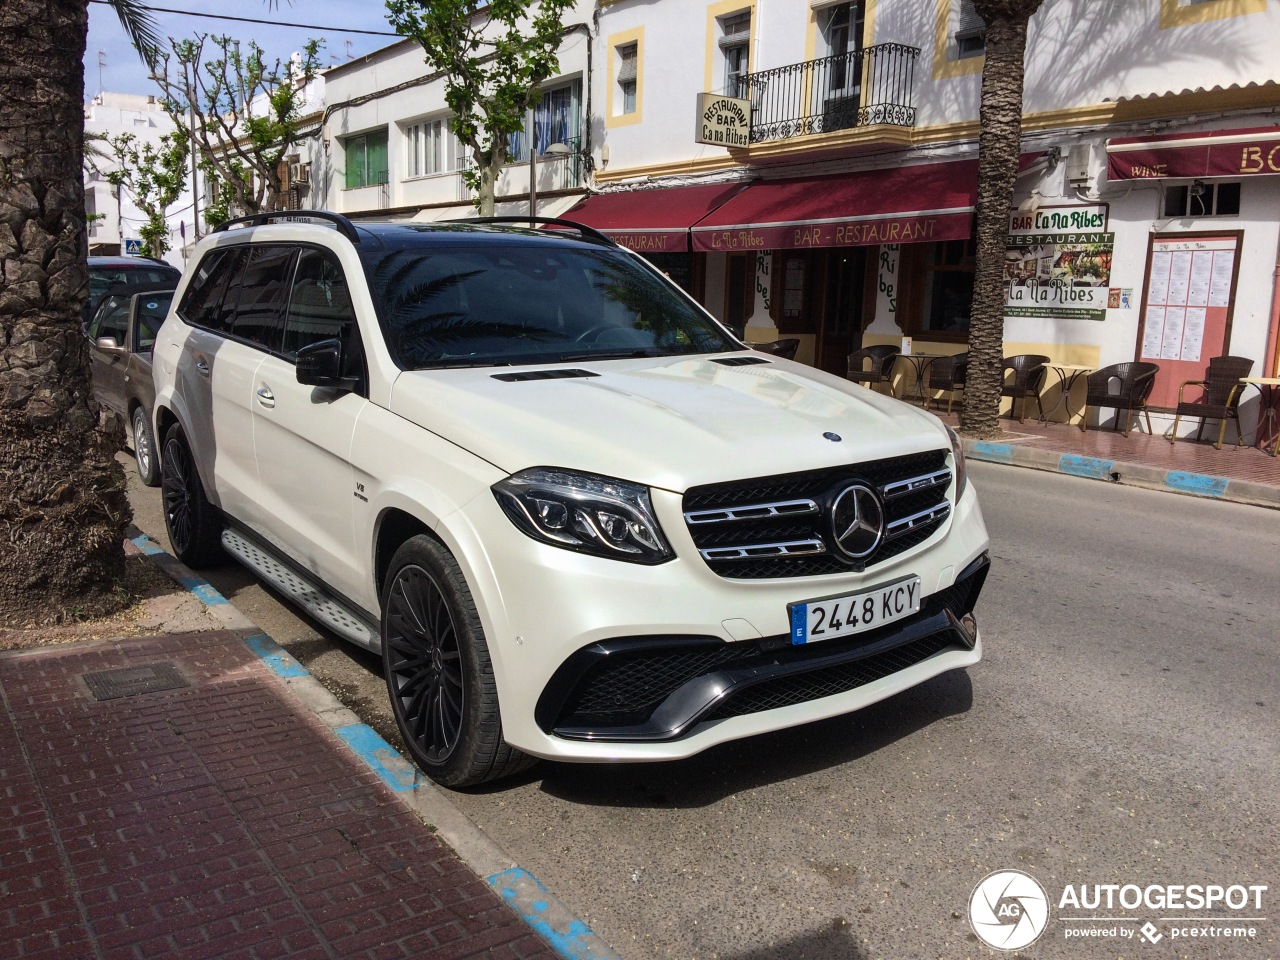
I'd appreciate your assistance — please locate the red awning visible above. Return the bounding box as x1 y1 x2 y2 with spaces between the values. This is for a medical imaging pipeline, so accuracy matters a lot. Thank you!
689 159 978 253
1106 125 1280 180
564 183 748 253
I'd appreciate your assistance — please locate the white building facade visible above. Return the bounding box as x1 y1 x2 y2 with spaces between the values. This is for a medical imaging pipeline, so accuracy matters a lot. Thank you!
293 0 1280 437
83 92 194 268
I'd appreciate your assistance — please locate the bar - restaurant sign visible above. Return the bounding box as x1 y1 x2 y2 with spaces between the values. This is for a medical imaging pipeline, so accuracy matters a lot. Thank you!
1107 126 1280 180
695 93 750 148
1005 204 1114 321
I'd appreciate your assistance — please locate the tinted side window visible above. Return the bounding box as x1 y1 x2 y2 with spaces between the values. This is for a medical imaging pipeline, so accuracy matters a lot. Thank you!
207 248 251 334
231 245 296 350
178 248 239 328
283 249 358 361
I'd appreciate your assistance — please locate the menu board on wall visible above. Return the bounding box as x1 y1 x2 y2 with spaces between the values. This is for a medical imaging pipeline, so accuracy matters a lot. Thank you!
1137 233 1240 410
1140 237 1236 364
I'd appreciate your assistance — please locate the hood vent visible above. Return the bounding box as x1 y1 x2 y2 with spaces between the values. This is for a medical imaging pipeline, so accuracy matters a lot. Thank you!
492 368 601 382
712 356 771 366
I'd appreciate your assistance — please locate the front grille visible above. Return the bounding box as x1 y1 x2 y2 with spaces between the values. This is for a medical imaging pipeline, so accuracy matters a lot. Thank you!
540 555 987 737
683 450 951 579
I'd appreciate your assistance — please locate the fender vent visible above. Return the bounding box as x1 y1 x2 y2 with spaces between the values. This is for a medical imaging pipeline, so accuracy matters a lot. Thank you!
492 369 600 382
712 356 771 366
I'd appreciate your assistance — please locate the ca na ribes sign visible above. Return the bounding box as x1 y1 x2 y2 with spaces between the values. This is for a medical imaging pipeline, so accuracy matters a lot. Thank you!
1005 204 1114 321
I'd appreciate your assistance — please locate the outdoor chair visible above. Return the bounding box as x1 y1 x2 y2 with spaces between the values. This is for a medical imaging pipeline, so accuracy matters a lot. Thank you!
924 352 969 414
847 345 900 396
999 354 1049 422
1081 361 1160 437
753 337 800 360
1169 355 1253 450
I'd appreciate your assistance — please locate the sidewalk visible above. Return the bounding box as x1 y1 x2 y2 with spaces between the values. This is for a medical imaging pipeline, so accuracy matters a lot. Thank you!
937 409 1280 508
0 539 617 960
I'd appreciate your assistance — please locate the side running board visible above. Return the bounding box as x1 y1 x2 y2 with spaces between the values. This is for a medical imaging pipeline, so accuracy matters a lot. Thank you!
220 528 381 653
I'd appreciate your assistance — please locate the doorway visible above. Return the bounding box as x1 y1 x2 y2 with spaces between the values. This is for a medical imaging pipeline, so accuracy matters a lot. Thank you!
815 248 868 375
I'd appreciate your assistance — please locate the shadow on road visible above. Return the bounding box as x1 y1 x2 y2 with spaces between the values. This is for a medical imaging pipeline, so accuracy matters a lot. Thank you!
720 921 870 960
528 667 975 807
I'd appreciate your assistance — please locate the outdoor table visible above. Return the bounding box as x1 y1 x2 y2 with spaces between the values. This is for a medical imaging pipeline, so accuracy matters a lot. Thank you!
894 353 946 405
1242 377 1280 457
1040 363 1094 424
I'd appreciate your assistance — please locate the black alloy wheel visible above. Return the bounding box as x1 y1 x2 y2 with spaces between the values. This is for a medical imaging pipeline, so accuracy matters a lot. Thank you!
160 424 222 567
384 562 466 766
380 536 533 788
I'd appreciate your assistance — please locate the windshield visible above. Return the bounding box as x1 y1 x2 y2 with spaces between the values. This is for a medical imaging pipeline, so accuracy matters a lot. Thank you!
361 240 738 369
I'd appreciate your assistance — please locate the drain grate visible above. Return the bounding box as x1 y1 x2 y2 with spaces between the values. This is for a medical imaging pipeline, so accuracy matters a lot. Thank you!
83 662 189 701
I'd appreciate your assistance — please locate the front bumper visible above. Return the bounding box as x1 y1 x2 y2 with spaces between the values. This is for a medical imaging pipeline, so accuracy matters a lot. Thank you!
537 553 987 742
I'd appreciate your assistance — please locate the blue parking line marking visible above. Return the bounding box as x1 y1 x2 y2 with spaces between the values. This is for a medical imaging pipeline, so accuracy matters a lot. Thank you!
1165 471 1228 498
243 633 310 678
335 723 417 793
487 868 619 960
179 577 230 605
1059 454 1114 480
130 534 166 556
969 442 1015 463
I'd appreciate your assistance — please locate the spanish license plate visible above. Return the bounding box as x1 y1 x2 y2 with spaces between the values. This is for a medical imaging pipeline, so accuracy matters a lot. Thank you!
789 575 922 645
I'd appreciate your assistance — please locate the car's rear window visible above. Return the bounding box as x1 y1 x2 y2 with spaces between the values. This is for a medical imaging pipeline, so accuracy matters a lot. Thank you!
359 241 736 370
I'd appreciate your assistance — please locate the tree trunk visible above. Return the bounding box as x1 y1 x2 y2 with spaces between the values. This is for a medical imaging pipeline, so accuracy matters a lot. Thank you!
0 0 132 623
960 1 1041 439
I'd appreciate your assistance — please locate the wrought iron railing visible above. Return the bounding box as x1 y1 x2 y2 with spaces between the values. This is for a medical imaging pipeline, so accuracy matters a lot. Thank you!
738 42 919 143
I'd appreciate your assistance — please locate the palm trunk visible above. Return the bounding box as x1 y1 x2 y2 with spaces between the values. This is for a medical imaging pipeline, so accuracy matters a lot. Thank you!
960 2 1041 439
0 0 132 623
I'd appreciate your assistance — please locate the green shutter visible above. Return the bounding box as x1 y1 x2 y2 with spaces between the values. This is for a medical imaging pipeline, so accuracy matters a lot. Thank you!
369 131 389 186
345 135 365 190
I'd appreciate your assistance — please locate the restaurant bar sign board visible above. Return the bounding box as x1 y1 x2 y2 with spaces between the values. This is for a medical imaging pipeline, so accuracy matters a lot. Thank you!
1004 204 1114 321
691 211 974 253
1107 126 1280 180
695 94 751 148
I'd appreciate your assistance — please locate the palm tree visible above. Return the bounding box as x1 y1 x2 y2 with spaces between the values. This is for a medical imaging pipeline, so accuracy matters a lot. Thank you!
959 0 1045 439
0 1 162 622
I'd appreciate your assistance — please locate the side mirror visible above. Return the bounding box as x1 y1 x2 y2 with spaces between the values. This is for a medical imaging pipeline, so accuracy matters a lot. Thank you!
296 338 358 392
95 336 121 351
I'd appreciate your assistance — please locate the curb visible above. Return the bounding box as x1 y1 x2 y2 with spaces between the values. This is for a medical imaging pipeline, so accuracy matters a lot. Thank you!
128 532 622 960
962 441 1280 510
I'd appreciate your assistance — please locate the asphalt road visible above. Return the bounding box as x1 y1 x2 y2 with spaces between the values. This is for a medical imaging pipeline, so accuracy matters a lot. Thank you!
126 457 1280 959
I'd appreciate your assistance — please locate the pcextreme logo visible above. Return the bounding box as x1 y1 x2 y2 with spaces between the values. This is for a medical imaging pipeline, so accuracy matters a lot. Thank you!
969 869 1269 949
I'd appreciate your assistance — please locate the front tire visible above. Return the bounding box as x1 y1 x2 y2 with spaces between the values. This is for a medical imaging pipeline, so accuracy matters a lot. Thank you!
380 535 533 788
160 423 222 568
132 407 160 486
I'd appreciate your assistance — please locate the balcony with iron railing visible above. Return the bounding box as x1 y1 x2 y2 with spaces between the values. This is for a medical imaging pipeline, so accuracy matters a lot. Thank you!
738 42 919 144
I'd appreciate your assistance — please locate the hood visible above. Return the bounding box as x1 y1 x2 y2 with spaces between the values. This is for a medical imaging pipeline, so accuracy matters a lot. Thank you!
388 354 951 492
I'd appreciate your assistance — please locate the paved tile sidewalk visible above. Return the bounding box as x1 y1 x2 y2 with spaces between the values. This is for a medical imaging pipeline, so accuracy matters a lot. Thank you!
0 630 558 960
933 410 1280 506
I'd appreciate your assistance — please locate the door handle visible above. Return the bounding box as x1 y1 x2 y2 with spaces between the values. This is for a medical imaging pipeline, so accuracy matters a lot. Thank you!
256 386 276 408
194 357 211 377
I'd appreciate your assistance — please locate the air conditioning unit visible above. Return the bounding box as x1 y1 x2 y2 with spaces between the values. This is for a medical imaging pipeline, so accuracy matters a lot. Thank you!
289 161 311 184
1065 143 1092 185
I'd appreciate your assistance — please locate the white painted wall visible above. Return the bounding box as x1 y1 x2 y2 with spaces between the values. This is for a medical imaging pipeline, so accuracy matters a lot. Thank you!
83 93 192 268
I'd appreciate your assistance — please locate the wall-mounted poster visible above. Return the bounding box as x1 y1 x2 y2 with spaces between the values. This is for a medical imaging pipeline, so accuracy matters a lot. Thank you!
1004 204 1114 321
1136 233 1241 409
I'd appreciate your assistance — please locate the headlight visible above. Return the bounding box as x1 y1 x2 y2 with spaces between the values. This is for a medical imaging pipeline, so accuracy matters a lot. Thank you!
946 426 968 500
493 467 673 564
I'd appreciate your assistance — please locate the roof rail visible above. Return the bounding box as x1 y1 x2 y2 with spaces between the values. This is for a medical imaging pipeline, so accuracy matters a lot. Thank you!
210 210 361 245
462 216 616 248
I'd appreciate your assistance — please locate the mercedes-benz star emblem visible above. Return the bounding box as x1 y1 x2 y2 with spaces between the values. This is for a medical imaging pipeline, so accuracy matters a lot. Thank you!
830 483 884 559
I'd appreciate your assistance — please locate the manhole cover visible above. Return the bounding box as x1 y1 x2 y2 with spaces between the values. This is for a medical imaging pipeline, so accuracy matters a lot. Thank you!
83 662 189 701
